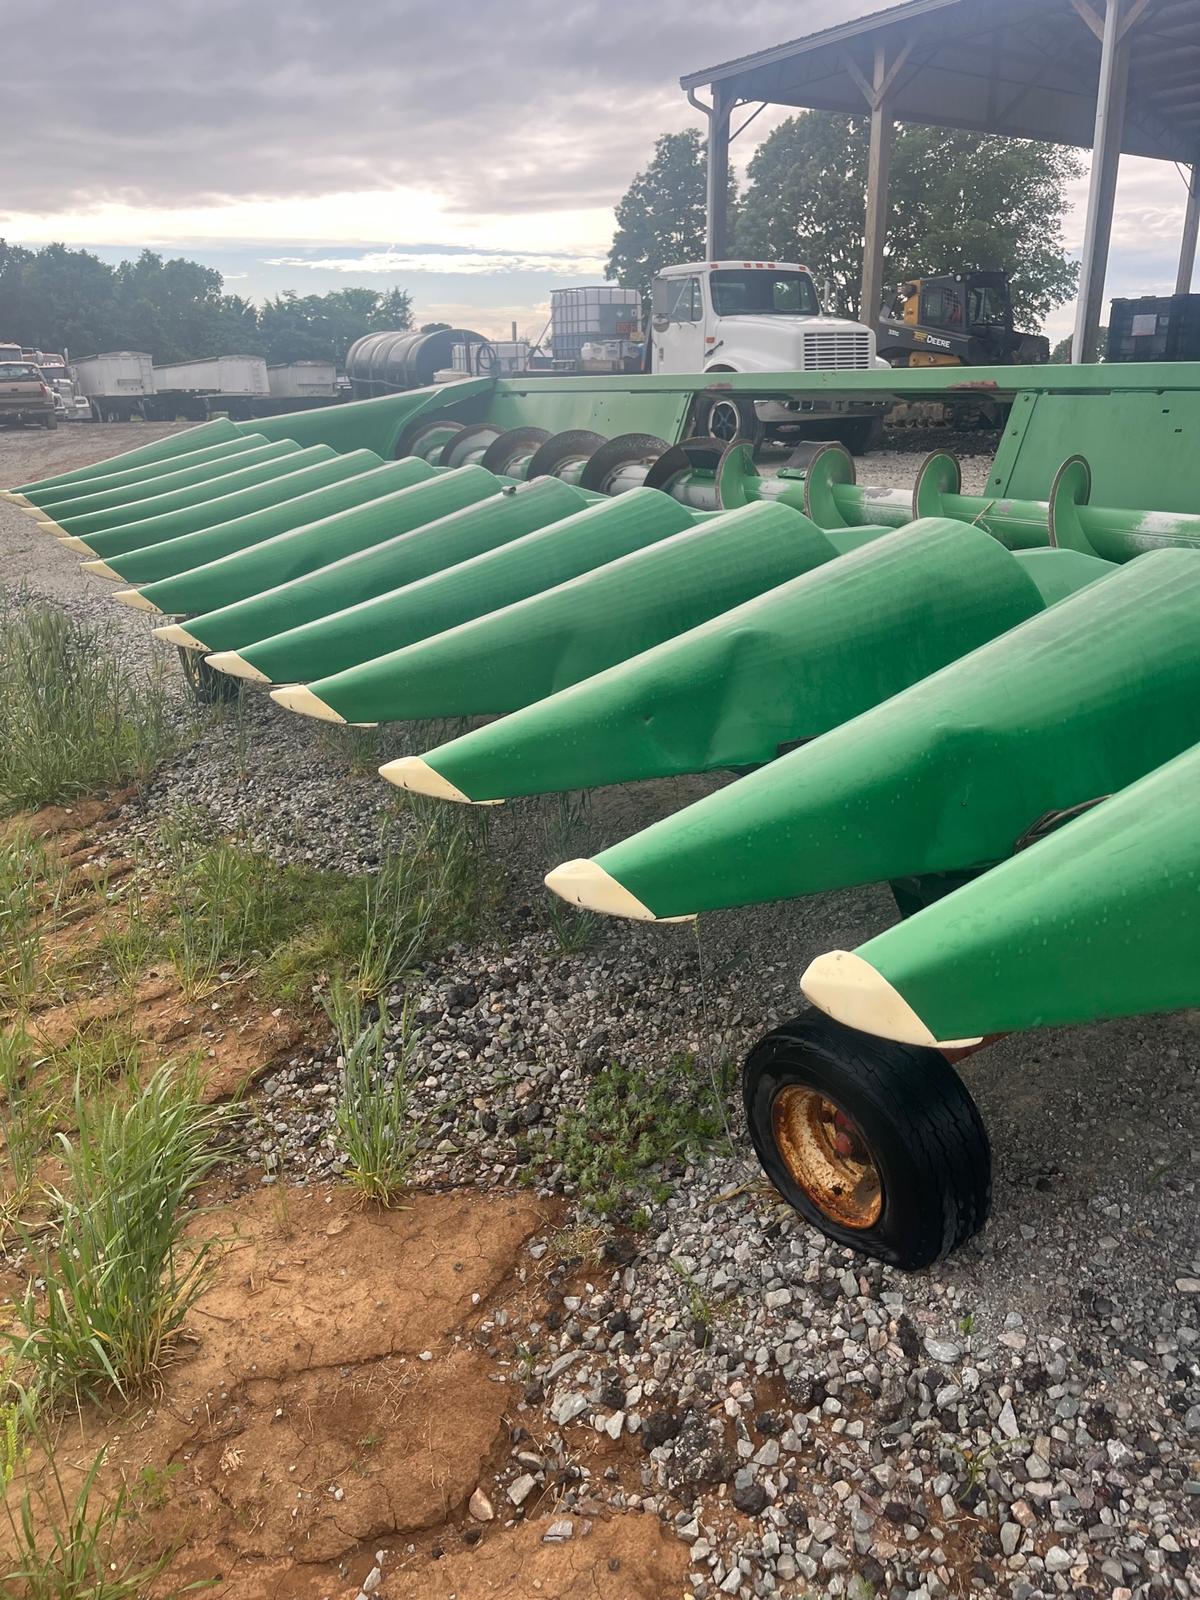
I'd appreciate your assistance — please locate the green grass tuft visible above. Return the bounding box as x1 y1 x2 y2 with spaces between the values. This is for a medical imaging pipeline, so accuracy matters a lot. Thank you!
10 1064 230 1405
326 983 423 1206
0 598 183 815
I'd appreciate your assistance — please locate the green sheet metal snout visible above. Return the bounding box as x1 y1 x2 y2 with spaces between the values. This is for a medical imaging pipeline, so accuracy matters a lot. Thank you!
801 739 1200 1045
269 498 844 726
182 477 592 666
382 521 1112 804
544 547 1200 921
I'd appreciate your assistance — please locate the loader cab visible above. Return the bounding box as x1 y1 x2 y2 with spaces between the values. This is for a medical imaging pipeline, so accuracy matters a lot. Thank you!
879 272 1031 366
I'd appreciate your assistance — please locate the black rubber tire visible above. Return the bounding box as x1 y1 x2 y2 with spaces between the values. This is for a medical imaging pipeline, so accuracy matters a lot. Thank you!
691 393 762 450
743 1009 991 1270
42 412 58 430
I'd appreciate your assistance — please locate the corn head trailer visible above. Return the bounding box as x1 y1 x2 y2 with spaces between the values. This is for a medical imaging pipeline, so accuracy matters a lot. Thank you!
10 361 1200 1269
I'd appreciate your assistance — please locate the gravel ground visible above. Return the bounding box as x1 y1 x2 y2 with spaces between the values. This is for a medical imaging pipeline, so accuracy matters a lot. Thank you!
2 422 1197 1599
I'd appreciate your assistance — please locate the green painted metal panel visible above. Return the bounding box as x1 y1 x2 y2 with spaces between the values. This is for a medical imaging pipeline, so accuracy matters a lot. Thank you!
296 499 837 725
41 439 299 521
78 450 370 563
232 482 684 686
8 418 236 495
60 443 323 543
24 436 271 509
236 382 494 456
834 741 1200 1038
987 389 1200 508
571 548 1200 920
189 476 590 659
104 455 431 586
124 465 502 613
402 520 1064 803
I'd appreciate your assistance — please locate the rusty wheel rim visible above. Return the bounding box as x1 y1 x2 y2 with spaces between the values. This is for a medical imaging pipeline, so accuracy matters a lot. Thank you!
770 1086 883 1229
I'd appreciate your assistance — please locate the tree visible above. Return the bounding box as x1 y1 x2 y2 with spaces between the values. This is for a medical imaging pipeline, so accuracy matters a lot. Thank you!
420 321 452 333
606 129 722 308
0 240 417 367
259 287 413 364
1050 328 1106 362
735 113 1084 327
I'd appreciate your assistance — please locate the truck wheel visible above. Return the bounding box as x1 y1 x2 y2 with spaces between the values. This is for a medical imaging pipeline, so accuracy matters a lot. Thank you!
42 412 58 431
743 1010 990 1269
692 394 762 450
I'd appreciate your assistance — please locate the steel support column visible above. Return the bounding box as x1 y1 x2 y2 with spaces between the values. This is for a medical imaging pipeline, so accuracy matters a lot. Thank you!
1177 165 1200 294
859 45 894 324
705 85 733 259
1071 0 1130 363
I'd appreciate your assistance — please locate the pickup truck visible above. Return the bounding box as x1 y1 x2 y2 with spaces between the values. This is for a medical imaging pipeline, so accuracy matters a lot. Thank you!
0 360 57 429
650 260 889 452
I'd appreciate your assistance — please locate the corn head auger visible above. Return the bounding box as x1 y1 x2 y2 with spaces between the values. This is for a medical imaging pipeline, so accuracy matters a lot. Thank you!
9 362 1200 1269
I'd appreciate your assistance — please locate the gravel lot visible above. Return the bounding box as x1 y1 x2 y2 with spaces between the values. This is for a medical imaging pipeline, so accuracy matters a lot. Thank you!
2 421 1196 1599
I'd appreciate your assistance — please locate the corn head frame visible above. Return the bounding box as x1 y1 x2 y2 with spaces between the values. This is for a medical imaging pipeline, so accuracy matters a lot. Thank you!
10 360 1200 1268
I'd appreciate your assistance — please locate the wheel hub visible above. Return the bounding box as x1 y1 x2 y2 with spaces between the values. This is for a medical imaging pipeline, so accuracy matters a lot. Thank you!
770 1086 882 1229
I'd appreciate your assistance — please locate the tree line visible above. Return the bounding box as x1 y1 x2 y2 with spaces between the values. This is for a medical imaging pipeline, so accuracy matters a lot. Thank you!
606 117 1083 328
0 241 417 365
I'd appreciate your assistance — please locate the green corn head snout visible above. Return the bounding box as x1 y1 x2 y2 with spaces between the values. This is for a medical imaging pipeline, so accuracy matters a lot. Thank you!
801 740 1200 1043
281 499 838 725
197 476 592 667
131 464 502 615
386 521 1111 804
549 548 1200 920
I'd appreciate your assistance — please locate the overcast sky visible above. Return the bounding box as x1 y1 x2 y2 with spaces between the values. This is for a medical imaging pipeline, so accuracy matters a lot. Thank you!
3 0 1194 343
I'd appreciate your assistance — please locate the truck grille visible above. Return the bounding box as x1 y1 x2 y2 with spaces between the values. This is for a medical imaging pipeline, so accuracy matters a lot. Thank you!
801 332 872 370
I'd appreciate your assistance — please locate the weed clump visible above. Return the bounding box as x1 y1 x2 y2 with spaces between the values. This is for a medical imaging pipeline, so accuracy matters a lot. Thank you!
10 1065 230 1404
157 802 488 1003
0 599 180 814
554 1053 733 1219
325 982 423 1205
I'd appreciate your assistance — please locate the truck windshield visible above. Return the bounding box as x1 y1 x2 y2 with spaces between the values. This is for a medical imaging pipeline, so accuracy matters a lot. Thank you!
710 271 819 317
0 363 39 380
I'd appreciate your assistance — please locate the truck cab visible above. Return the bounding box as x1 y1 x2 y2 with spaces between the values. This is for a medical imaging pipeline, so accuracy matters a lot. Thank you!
649 261 887 451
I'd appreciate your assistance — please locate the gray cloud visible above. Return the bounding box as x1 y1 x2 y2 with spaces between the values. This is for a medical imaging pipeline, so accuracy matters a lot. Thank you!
2 0 866 218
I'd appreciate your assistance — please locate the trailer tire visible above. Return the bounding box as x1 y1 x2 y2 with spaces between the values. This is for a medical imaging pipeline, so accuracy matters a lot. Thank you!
743 1009 990 1269
42 412 58 430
